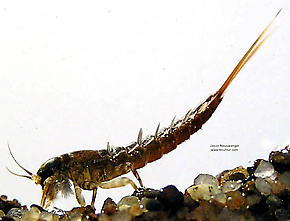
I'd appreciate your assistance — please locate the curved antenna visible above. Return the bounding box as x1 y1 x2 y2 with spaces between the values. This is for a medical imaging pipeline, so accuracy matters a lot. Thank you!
7 143 33 176
6 166 32 180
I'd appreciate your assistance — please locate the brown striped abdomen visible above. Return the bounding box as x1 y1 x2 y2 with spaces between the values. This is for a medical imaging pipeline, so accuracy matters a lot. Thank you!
128 93 223 170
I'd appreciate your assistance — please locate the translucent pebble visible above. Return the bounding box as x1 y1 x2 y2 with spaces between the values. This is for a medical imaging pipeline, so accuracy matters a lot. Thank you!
21 206 43 221
266 178 286 194
279 171 290 190
210 192 227 205
221 181 242 193
117 196 140 211
226 191 245 210
186 184 221 201
194 174 219 188
22 211 40 221
29 206 41 215
255 177 272 195
254 160 275 178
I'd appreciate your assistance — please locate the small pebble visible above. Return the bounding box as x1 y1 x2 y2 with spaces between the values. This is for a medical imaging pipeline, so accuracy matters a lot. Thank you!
117 196 140 211
266 178 286 194
22 208 40 221
221 181 242 193
279 171 290 190
102 198 118 216
210 192 227 207
217 166 249 185
226 191 245 210
254 160 275 178
7 208 26 219
242 181 256 194
194 174 219 188
0 195 8 201
269 146 290 173
186 184 220 201
157 185 184 210
255 177 272 195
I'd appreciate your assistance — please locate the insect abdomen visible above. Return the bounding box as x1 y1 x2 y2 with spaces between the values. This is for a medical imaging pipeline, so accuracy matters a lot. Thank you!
126 93 223 170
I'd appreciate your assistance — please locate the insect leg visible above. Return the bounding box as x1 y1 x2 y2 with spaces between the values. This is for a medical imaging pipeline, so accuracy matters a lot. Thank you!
40 184 49 208
73 183 86 207
131 167 144 187
99 177 137 190
40 177 57 208
91 188 98 208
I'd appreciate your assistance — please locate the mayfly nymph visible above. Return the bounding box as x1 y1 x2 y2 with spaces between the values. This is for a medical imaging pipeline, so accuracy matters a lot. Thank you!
7 11 281 208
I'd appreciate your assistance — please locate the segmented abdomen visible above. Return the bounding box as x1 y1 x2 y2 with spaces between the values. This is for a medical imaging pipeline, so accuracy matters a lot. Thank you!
115 92 223 170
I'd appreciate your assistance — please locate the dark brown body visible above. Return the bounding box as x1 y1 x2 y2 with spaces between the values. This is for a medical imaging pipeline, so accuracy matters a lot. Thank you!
54 93 221 191
60 150 131 190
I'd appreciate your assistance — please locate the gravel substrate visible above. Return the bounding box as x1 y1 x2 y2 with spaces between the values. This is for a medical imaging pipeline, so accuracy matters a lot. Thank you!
1 146 289 221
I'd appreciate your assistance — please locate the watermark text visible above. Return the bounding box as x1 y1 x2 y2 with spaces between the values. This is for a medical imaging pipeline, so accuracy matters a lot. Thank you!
210 144 239 152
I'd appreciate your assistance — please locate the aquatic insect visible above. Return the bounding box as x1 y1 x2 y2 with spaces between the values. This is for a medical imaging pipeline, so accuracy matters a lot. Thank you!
7 11 280 208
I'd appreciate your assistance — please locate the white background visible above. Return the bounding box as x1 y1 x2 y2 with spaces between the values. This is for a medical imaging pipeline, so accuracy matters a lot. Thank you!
0 1 289 211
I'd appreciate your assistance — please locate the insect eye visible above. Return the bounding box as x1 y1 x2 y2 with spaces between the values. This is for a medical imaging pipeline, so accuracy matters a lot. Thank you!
37 157 62 186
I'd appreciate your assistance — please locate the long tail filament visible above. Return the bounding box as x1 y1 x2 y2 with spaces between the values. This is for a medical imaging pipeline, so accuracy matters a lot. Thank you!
218 9 281 96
